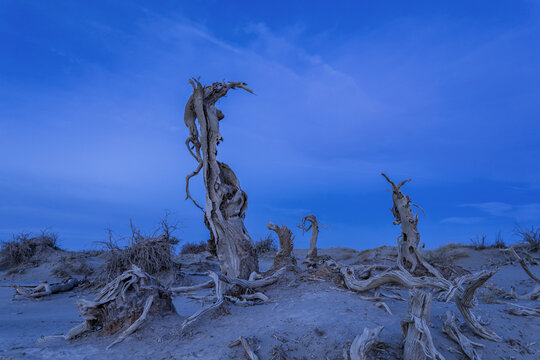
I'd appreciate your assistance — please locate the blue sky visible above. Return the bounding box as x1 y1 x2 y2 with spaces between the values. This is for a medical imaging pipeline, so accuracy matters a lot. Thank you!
1 1 539 250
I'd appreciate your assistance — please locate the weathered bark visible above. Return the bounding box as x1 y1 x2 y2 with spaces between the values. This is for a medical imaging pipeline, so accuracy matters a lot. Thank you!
14 278 79 299
340 266 500 342
454 270 502 342
381 173 442 278
267 222 297 269
349 326 383 360
298 215 322 260
401 289 445 360
504 246 540 300
442 311 483 360
184 79 258 279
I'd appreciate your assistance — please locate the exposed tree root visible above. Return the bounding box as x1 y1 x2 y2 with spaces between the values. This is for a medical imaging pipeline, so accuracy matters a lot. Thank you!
170 280 214 293
507 303 540 317
401 289 445 360
14 278 79 299
503 246 540 300
42 265 173 348
454 270 502 342
349 326 383 360
214 265 294 289
442 311 484 360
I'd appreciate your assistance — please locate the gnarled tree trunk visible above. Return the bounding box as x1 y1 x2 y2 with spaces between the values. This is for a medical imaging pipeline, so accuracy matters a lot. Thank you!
184 79 258 279
267 222 297 269
381 173 442 278
298 214 322 260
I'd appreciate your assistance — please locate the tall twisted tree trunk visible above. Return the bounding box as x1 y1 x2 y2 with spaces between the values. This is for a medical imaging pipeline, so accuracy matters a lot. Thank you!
267 222 297 269
184 79 258 279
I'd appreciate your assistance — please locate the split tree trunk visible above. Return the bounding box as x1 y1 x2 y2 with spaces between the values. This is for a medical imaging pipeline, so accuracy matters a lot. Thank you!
267 222 297 269
184 79 258 279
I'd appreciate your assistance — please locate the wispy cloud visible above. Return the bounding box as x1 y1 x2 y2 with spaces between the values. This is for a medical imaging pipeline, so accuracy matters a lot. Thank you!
460 202 540 221
441 216 484 225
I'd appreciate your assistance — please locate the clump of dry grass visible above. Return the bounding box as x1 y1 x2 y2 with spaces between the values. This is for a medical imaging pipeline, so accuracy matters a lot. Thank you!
0 230 60 268
99 215 180 279
470 232 506 250
514 224 540 252
254 234 277 255
180 241 207 254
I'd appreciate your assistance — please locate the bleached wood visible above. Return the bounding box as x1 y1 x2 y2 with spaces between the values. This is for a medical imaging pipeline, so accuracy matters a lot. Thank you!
298 215 322 260
184 79 258 279
381 173 442 278
504 246 540 300
349 326 383 360
239 336 260 360
442 311 484 360
401 289 445 360
267 222 297 269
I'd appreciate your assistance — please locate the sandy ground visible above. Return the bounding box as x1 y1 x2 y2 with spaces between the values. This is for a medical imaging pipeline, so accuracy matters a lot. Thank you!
0 246 539 359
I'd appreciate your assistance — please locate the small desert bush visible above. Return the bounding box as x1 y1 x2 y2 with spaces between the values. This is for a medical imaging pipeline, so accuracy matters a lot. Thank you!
469 232 506 250
180 241 207 254
254 234 277 255
514 224 540 252
99 216 180 279
0 230 59 268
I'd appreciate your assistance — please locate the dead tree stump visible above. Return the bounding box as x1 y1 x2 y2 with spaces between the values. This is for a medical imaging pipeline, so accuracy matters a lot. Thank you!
267 222 297 269
298 214 323 261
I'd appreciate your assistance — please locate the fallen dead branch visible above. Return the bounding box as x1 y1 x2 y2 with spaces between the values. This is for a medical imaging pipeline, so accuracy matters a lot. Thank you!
215 265 294 289
401 289 445 360
349 326 383 360
240 336 260 360
375 302 392 315
442 311 484 360
14 278 79 299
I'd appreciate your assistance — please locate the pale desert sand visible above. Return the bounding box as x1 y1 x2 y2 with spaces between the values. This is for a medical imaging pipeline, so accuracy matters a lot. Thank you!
0 245 539 360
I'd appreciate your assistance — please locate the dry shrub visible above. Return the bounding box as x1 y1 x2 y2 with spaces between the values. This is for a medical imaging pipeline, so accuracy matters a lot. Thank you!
254 234 277 255
99 216 179 280
0 230 60 268
426 248 470 280
514 224 540 252
180 241 207 254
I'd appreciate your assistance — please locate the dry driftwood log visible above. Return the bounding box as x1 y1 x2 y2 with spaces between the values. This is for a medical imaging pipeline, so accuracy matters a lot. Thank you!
298 214 323 260
349 326 383 360
267 222 297 269
381 173 442 278
41 265 174 349
401 289 445 360
442 311 484 360
14 278 79 299
504 246 540 300
184 78 258 279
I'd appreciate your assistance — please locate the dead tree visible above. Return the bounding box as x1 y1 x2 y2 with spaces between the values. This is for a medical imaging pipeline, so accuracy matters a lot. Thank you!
381 173 442 278
267 222 297 269
184 79 258 279
401 289 445 360
298 214 323 260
